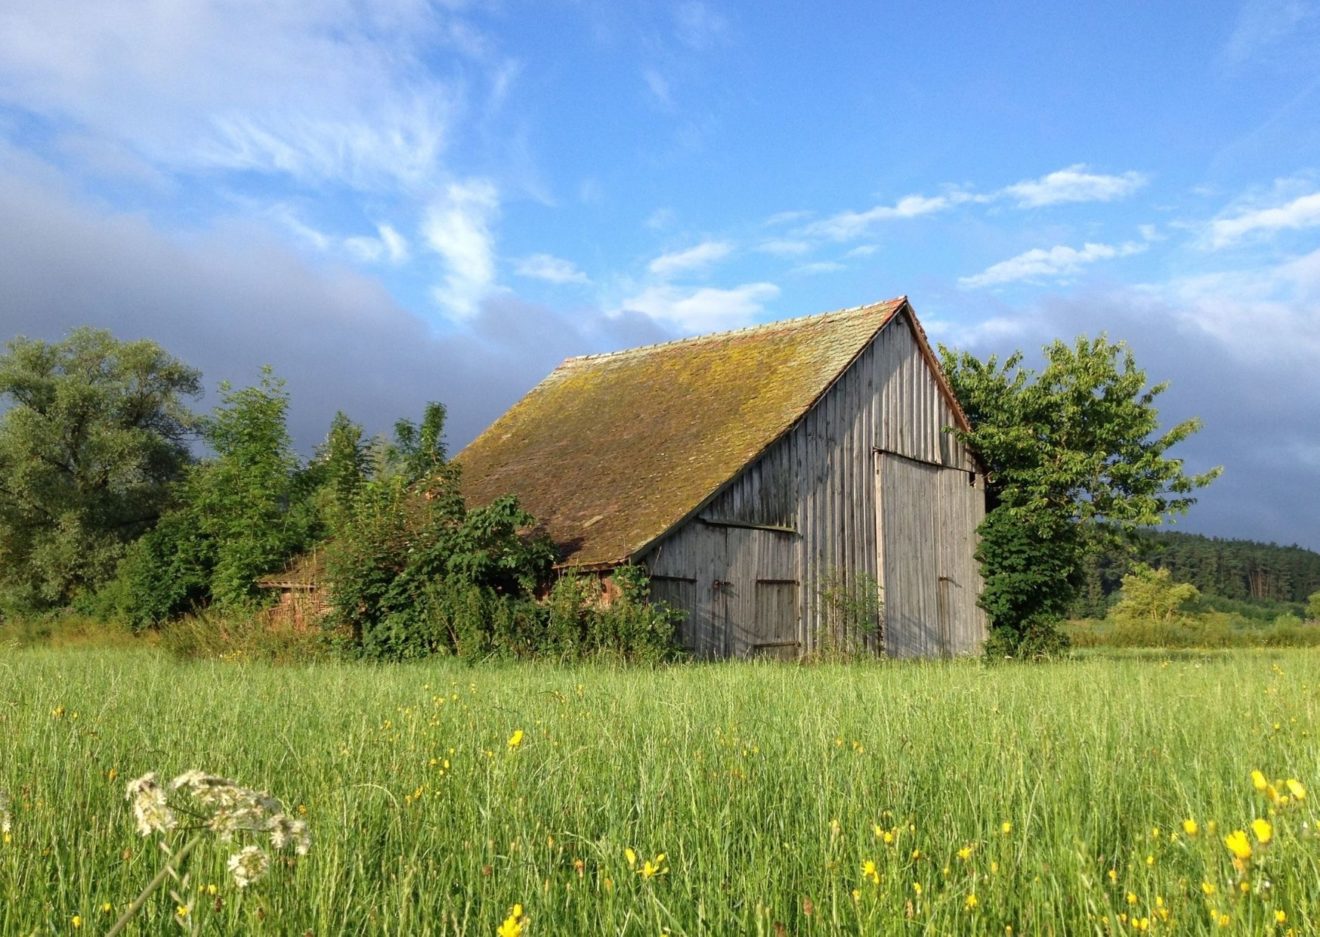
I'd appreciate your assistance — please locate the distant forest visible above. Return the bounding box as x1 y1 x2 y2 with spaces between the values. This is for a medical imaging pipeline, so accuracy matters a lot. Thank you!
1073 530 1320 618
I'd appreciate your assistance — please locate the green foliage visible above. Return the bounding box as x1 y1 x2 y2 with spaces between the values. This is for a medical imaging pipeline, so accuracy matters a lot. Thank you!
189 369 306 608
975 510 1076 658
941 335 1219 657
1308 591 1320 622
0 328 201 610
106 367 321 626
814 569 884 659
1109 564 1200 627
1074 529 1320 614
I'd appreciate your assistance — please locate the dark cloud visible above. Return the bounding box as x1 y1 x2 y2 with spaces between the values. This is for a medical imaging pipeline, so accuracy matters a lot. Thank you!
0 158 675 458
949 288 1320 551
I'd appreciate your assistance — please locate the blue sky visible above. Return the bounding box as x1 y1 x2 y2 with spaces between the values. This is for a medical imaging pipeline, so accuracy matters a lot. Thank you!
1 1 1319 548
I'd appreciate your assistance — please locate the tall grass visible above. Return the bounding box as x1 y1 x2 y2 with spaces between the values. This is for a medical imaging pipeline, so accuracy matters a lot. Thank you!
2 648 1318 934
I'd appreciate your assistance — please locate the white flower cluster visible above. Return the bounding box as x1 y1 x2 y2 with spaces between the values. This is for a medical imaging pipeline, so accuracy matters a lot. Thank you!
126 773 177 836
126 770 311 888
0 788 12 834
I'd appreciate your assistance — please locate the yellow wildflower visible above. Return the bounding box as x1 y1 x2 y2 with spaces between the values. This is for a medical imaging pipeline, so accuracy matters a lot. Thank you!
625 847 637 869
850 888 861 902
861 859 880 885
640 854 667 879
1126 892 1138 906
496 903 525 937
1201 881 1216 896
1286 779 1306 801
1216 912 1230 928
1001 821 1012 835
1108 869 1118 884
957 845 973 861
1276 910 1287 924
507 730 525 750
71 916 82 929
1183 818 1199 836
1252 770 1269 792
1252 818 1273 844
100 903 112 914
1224 829 1252 861
965 893 979 911
912 882 923 896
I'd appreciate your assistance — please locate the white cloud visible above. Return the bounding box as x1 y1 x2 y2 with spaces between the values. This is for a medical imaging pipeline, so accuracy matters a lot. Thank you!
643 68 675 109
345 223 410 265
0 2 504 191
423 179 500 319
1001 165 1147 207
846 244 879 258
1204 190 1320 248
646 207 677 230
959 241 1146 288
674 2 729 50
792 260 845 275
648 240 733 277
756 238 811 256
619 282 779 333
763 209 812 227
804 191 975 241
514 253 590 285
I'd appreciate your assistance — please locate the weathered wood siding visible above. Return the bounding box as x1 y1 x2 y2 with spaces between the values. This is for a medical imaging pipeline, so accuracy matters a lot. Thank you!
877 452 985 656
641 310 987 657
649 520 798 658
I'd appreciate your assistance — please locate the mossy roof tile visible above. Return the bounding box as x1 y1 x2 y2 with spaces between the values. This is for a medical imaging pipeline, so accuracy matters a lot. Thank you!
455 298 907 568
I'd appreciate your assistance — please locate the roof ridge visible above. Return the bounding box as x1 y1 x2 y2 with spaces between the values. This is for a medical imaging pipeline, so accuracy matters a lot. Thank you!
559 295 907 368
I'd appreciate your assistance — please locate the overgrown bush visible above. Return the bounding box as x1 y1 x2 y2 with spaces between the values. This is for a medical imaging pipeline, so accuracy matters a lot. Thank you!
814 569 883 659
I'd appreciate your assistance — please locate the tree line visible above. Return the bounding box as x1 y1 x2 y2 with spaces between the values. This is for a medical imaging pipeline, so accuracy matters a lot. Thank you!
1072 529 1320 618
2 326 1224 658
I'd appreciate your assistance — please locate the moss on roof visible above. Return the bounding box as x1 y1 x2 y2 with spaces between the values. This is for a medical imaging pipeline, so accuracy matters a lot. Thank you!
455 298 907 568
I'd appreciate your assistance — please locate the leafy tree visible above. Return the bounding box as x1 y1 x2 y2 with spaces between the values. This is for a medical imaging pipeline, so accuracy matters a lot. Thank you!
1110 564 1200 626
109 367 318 624
0 328 200 609
1308 591 1320 623
385 401 448 485
940 335 1220 656
325 403 556 658
186 368 305 608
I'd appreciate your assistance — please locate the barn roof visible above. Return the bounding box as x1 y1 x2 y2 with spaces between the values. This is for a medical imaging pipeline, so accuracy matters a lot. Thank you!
456 296 959 569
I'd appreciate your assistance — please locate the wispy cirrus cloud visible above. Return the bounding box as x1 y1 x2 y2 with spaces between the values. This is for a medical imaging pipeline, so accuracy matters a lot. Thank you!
804 191 977 241
514 253 590 284
423 179 500 319
959 240 1146 288
345 224 410 265
648 239 733 277
1204 190 1320 248
0 2 501 192
797 164 1147 243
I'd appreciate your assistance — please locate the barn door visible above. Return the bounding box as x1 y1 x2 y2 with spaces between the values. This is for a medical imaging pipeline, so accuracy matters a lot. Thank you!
717 523 800 659
876 452 946 657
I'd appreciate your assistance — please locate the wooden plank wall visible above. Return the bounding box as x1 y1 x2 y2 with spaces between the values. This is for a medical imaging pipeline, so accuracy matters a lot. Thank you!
642 311 987 657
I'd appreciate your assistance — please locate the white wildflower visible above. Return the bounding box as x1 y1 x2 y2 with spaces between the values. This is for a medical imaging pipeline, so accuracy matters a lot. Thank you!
268 814 312 855
0 789 11 834
227 845 270 888
126 772 177 836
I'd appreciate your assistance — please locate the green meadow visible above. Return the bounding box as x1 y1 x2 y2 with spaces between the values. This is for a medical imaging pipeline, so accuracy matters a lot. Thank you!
2 647 1318 935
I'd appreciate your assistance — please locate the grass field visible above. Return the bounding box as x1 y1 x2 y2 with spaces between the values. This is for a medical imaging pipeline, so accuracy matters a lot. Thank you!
2 647 1319 935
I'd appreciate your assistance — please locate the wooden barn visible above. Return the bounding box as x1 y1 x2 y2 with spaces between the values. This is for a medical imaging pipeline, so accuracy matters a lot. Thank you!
457 297 988 659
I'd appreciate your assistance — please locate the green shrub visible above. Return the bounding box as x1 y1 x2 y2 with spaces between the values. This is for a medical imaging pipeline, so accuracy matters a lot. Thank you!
814 569 884 660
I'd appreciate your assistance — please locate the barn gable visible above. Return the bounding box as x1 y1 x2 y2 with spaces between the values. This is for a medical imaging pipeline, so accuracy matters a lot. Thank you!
457 296 988 658
457 297 913 568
